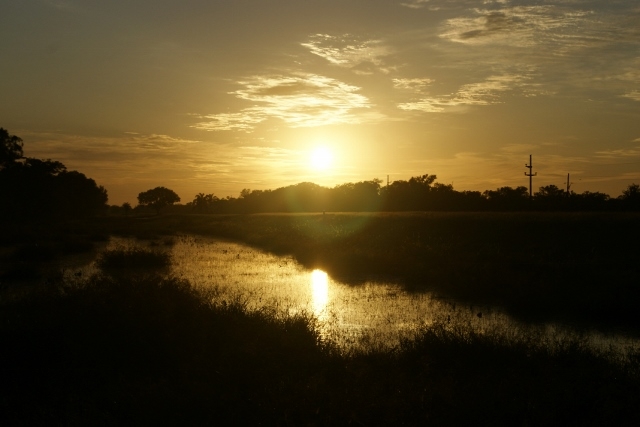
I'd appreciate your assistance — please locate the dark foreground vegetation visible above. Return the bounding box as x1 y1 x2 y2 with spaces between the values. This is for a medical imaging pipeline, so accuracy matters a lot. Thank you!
2 249 639 425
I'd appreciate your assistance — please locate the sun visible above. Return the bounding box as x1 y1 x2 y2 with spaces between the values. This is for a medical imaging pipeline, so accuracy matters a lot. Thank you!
310 146 333 171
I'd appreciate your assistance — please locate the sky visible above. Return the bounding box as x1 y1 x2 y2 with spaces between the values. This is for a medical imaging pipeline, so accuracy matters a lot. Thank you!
1 0 639 205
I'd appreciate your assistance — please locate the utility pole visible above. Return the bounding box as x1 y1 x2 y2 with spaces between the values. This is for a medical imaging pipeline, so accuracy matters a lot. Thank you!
565 173 572 197
524 154 536 198
387 175 389 188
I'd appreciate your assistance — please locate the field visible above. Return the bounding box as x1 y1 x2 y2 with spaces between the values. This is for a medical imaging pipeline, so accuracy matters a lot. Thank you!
1 212 640 424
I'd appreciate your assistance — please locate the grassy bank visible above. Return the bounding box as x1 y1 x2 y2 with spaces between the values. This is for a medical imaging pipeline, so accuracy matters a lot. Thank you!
1 248 639 425
96 212 640 333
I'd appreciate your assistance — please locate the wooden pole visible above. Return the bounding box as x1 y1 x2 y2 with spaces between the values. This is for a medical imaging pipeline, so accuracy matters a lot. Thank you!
524 155 537 198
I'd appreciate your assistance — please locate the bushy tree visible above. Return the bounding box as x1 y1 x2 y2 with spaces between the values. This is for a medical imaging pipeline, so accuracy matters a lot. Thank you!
192 193 218 213
1 129 109 220
618 183 640 210
121 202 132 216
536 185 566 198
0 128 23 169
382 174 439 210
53 171 108 219
138 187 180 214
483 186 529 210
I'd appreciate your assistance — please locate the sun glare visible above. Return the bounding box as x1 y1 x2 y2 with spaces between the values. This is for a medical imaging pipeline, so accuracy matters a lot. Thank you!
310 146 333 171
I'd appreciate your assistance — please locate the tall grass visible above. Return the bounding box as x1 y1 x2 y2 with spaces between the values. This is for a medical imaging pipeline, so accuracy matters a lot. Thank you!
1 247 639 425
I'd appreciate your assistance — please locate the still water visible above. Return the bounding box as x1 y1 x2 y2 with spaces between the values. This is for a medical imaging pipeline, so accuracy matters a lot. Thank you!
67 234 640 356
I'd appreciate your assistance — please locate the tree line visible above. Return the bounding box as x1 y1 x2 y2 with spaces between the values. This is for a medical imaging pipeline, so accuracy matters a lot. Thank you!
177 177 639 214
0 128 108 222
3 127 638 219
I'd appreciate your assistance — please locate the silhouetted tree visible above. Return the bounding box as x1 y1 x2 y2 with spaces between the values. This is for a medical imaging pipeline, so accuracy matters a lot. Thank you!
239 189 252 199
618 183 640 210
534 185 567 210
483 186 529 210
122 202 132 216
569 191 610 211
119 202 133 216
138 187 180 214
52 170 108 219
0 128 23 169
0 136 108 221
382 174 439 210
409 174 437 187
457 191 486 211
236 188 267 213
281 183 325 212
192 193 219 213
428 182 456 210
331 179 381 211
536 185 565 198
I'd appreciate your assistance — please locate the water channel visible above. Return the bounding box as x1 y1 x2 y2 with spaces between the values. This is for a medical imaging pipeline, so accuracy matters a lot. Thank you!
64 234 640 357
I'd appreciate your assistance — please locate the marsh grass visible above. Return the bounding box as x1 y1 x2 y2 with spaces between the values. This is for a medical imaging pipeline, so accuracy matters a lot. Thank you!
0 273 333 425
1 247 639 425
97 213 640 332
95 247 172 276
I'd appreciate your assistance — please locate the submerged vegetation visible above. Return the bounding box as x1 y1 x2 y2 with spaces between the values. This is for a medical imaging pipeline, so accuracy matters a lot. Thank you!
1 247 639 425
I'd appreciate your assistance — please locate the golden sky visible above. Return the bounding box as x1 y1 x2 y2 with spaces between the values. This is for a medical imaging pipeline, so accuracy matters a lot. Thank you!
2 0 639 205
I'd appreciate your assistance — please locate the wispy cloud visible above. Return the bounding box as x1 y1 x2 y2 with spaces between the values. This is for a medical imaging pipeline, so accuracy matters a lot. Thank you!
301 34 391 74
192 74 374 131
440 6 606 52
190 111 267 132
621 90 640 101
398 74 529 113
400 0 431 10
401 3 640 104
594 148 640 159
393 78 434 93
399 0 511 11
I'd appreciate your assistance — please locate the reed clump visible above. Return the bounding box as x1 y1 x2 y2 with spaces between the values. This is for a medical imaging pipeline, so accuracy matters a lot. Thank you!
95 247 172 275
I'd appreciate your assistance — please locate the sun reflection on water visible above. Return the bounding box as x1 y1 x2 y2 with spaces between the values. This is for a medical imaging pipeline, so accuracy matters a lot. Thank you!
77 235 640 356
310 269 329 319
